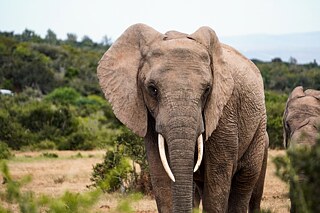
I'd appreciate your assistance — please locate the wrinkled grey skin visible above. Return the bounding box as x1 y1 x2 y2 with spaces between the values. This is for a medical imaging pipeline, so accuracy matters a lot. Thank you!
97 24 268 213
283 86 320 148
283 86 320 213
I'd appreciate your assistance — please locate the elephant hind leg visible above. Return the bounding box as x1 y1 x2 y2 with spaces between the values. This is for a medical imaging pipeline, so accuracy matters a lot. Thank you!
249 132 269 213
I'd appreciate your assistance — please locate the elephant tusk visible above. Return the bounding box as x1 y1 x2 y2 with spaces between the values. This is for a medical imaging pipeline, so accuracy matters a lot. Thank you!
193 134 204 172
158 134 176 182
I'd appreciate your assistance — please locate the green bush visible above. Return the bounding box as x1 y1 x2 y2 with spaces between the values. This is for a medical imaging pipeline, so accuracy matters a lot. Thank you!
41 152 59 158
90 149 132 192
33 140 56 150
90 128 152 195
19 102 78 137
44 87 81 105
0 141 13 159
58 131 96 150
0 109 34 150
273 139 320 212
265 90 288 149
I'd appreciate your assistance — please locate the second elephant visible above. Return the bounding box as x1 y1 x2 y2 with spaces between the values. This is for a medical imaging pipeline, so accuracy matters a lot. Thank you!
283 86 320 148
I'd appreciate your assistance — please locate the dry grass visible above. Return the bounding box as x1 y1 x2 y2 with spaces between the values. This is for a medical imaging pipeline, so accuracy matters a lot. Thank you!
1 149 290 212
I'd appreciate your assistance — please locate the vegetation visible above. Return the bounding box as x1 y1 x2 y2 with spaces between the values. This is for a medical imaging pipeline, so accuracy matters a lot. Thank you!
90 128 152 195
273 138 320 212
0 88 119 151
0 161 102 213
0 29 319 152
264 91 288 149
0 142 13 160
0 29 320 209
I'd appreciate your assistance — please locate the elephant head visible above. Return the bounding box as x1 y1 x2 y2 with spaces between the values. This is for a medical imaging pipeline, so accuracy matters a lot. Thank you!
97 24 234 212
283 86 320 148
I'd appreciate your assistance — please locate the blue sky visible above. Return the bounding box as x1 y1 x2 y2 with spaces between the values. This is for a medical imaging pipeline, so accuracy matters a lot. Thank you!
1 0 320 42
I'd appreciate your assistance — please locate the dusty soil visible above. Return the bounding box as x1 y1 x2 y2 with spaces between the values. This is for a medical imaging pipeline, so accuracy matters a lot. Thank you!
0 149 290 212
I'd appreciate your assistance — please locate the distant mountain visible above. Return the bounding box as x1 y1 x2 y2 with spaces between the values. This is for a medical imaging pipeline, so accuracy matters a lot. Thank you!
220 32 320 64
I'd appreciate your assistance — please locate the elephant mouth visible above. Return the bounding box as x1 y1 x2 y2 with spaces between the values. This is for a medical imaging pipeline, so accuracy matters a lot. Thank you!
158 134 204 182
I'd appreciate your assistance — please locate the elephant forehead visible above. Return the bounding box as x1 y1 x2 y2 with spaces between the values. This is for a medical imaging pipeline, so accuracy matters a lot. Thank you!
148 39 210 62
288 97 320 116
144 42 211 79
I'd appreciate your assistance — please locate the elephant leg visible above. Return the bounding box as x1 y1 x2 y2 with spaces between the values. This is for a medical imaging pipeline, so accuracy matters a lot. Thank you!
144 128 173 213
249 133 269 213
202 114 239 212
202 136 238 211
228 124 267 213
193 180 203 209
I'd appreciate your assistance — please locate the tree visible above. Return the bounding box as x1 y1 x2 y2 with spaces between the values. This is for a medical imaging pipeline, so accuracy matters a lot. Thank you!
101 35 112 47
19 29 41 42
272 57 283 63
81 35 94 47
289 56 297 65
45 29 58 44
66 33 77 45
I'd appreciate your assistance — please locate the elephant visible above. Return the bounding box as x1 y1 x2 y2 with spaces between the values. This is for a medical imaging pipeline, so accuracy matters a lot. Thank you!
97 24 268 213
283 86 320 213
283 86 320 148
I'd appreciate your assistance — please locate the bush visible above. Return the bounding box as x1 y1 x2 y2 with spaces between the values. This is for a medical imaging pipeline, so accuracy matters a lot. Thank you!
33 140 56 150
58 131 96 150
273 139 320 212
19 102 78 137
0 109 34 150
0 141 13 159
90 149 132 192
90 128 152 195
41 152 59 158
265 91 288 149
44 87 81 105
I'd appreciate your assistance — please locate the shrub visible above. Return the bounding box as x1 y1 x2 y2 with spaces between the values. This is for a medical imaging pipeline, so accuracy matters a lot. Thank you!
0 141 13 159
58 131 96 150
19 102 78 138
41 152 59 158
90 128 152 195
0 109 34 150
265 91 288 149
44 87 80 105
90 149 132 192
273 139 320 212
33 140 56 150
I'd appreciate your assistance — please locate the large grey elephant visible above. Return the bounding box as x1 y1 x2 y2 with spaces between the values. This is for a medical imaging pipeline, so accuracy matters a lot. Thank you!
97 24 268 213
283 86 320 148
283 86 320 213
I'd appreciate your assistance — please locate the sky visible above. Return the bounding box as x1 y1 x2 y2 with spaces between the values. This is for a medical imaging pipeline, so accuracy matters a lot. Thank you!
1 0 320 43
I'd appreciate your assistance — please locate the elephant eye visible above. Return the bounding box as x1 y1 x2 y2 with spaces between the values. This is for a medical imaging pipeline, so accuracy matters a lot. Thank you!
148 84 159 98
203 85 211 97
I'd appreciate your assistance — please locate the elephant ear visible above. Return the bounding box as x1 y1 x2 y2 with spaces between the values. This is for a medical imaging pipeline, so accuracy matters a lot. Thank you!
289 86 305 100
188 27 234 140
283 86 306 148
97 24 163 137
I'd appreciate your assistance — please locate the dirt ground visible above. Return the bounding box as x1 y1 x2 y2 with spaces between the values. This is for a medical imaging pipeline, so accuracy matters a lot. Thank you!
0 149 290 212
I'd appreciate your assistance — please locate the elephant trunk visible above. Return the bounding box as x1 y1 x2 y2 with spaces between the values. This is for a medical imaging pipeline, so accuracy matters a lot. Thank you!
170 139 195 212
160 118 202 212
